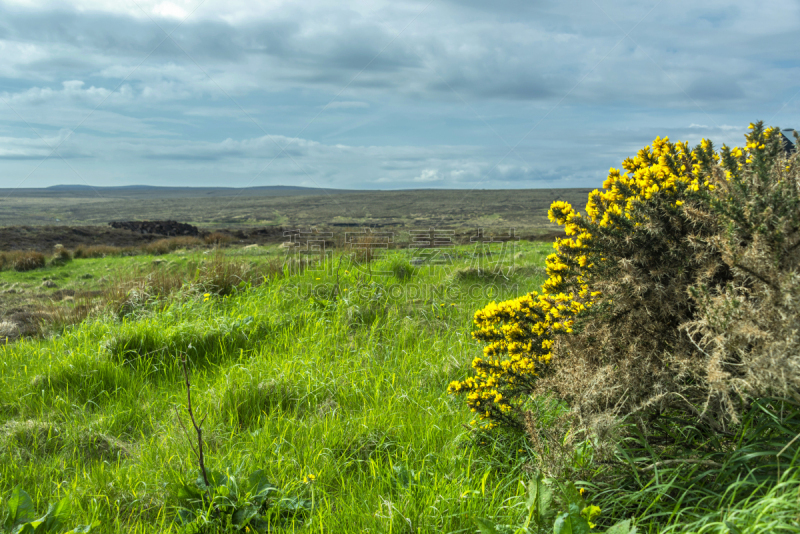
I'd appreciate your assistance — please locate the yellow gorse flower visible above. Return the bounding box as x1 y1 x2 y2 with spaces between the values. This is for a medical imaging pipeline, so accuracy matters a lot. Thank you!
449 131 738 428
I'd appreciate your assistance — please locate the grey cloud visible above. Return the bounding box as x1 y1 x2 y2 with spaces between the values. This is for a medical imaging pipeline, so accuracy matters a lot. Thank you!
686 77 746 101
0 130 90 159
0 0 790 107
0 0 797 190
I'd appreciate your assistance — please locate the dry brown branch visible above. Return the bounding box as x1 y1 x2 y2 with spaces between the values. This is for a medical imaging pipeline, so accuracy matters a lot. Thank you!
176 355 210 487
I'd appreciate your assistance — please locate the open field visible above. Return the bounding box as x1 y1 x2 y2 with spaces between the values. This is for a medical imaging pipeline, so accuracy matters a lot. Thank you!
5 241 796 533
0 186 590 231
3 143 799 534
0 241 550 532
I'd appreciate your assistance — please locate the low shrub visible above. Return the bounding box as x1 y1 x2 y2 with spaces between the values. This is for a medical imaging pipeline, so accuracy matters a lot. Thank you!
195 253 283 296
448 122 800 532
105 268 187 316
143 237 204 255
451 122 799 436
73 244 128 258
9 251 46 272
50 245 73 266
203 231 233 246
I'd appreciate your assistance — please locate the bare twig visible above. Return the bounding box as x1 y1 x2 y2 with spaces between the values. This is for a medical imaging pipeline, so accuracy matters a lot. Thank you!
173 405 200 460
177 355 210 487
733 263 780 291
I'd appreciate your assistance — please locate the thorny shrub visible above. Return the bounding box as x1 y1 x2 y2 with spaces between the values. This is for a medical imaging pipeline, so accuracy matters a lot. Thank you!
450 122 800 448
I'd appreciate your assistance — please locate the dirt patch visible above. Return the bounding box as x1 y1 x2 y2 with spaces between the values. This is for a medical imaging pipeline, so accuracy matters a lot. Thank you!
0 307 46 340
0 224 289 253
109 220 200 236
0 320 18 339
0 225 162 253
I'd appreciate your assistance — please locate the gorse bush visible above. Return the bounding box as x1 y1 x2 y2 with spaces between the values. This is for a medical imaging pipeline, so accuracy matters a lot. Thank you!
450 122 800 443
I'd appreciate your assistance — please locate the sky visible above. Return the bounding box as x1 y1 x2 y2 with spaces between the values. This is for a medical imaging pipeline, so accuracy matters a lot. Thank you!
0 0 799 190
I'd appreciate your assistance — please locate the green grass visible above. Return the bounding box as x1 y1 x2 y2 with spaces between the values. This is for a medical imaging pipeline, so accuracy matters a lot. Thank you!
3 241 797 533
0 245 290 340
0 242 549 532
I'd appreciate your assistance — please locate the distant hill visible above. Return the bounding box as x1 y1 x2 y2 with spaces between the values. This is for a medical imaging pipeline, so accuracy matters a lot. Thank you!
0 184 363 199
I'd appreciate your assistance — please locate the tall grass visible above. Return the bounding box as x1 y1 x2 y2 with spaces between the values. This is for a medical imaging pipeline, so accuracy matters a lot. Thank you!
0 243 546 532
73 244 135 259
578 398 800 532
0 251 46 271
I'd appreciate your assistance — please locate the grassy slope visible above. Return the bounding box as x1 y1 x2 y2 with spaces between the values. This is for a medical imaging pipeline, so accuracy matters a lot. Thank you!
0 243 550 532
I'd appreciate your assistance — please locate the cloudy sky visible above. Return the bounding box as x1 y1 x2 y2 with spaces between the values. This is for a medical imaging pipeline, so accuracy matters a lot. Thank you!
0 0 798 190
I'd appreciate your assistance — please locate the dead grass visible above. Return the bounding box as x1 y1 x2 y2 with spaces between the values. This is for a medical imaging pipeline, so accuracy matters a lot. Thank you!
1 246 290 340
143 236 205 255
73 244 131 258
45 300 103 333
105 268 188 316
104 252 285 316
347 233 389 265
0 251 47 272
204 231 234 246
196 252 284 295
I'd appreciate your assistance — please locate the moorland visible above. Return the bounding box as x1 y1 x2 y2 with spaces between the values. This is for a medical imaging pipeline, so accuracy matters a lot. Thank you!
1 127 799 534
0 185 589 230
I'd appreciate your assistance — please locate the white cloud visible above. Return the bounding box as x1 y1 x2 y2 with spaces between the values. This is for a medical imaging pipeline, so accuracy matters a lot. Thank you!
0 129 89 159
413 169 441 182
151 1 188 18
